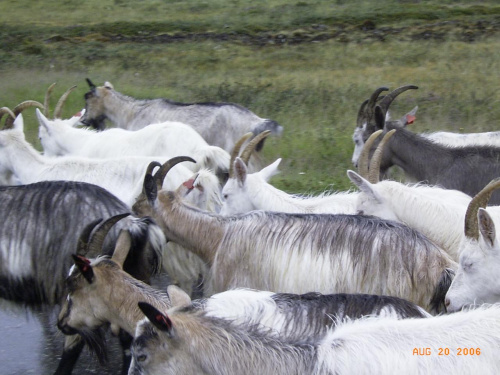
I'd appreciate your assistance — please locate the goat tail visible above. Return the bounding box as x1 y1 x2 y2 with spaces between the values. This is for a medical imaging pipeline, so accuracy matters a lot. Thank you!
429 267 455 314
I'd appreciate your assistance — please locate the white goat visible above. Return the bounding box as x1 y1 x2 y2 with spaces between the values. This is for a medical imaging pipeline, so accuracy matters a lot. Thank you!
37 109 230 180
445 179 500 312
132 158 457 314
221 157 358 215
131 302 500 375
0 114 220 208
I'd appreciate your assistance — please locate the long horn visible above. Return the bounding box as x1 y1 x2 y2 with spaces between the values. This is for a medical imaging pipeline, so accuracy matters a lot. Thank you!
0 107 16 126
229 132 253 178
76 218 104 256
377 85 418 114
44 83 57 117
357 129 383 178
464 178 500 240
368 129 396 184
141 161 162 205
54 85 77 119
362 87 389 125
111 230 132 268
239 130 271 166
154 156 196 193
86 213 130 255
4 100 45 128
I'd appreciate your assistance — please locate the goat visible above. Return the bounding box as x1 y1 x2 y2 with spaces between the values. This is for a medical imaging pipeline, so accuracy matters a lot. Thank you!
364 99 500 205
351 85 418 167
130 301 500 375
0 181 166 375
37 109 230 182
0 114 221 208
132 157 457 314
59 226 428 364
347 130 474 261
220 132 358 215
81 79 283 156
445 178 500 312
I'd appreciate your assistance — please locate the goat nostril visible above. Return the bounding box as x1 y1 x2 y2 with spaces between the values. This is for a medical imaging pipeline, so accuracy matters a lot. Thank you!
444 298 450 307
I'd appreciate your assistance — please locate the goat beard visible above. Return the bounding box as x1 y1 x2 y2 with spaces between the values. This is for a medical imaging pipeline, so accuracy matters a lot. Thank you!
77 327 109 365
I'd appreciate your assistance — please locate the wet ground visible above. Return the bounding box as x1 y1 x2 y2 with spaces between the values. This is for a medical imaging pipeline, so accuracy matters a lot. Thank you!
0 300 124 375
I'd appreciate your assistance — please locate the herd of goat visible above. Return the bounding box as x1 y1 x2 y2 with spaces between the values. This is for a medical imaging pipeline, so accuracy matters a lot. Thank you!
1 80 500 374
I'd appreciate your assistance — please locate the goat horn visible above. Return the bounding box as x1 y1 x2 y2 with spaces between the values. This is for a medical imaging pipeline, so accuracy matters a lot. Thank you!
86 78 96 90
140 161 162 204
378 85 418 114
357 129 383 179
86 213 130 255
76 218 104 256
111 229 132 268
368 129 396 184
44 83 57 117
464 178 500 240
229 132 253 178
4 100 45 129
362 87 389 125
54 85 77 119
239 130 272 166
0 107 16 126
154 156 196 193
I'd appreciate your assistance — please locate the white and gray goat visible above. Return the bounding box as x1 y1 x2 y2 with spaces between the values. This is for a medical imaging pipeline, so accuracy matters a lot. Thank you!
445 178 500 312
130 301 500 375
37 109 230 183
132 157 457 314
81 79 283 157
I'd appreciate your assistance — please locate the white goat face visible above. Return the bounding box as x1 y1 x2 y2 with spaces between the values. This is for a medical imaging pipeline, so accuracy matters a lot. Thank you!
445 209 500 312
220 177 253 215
351 125 366 167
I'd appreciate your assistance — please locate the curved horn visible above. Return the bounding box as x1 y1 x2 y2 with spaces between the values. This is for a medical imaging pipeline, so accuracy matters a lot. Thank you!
0 107 16 126
378 85 418 114
4 101 45 128
356 99 369 127
229 132 253 178
154 156 197 192
86 213 130 255
54 85 77 119
357 129 383 178
141 161 162 204
464 178 500 240
44 83 57 117
363 87 389 124
76 218 104 256
239 130 271 166
368 129 396 184
86 78 96 90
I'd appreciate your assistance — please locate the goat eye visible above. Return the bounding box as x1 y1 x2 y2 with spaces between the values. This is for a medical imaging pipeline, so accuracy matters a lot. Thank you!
223 194 228 200
137 354 147 362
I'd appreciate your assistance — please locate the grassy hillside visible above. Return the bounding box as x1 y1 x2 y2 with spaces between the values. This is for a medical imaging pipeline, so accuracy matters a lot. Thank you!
1 0 499 193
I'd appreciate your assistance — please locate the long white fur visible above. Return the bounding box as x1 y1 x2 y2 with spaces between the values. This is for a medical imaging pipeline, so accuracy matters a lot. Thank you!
347 170 474 261
220 158 358 215
37 109 230 176
423 130 500 147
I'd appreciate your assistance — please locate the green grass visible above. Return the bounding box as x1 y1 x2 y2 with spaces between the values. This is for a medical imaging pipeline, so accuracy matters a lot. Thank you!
0 0 499 193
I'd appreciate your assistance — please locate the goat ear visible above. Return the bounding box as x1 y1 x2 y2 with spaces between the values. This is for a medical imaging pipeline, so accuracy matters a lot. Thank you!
138 302 174 334
35 108 50 133
478 208 496 249
234 157 247 187
374 105 385 131
347 170 382 203
259 158 281 182
104 81 114 90
13 114 24 132
167 285 192 308
72 254 94 284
